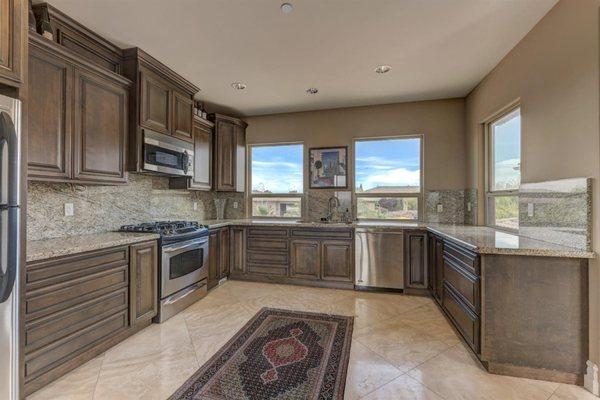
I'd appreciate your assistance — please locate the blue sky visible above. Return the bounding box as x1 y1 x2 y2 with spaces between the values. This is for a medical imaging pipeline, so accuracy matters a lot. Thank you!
251 144 303 193
355 138 421 191
492 110 521 190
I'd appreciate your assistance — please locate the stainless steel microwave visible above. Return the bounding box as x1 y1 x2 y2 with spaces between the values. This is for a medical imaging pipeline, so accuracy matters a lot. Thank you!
143 129 193 176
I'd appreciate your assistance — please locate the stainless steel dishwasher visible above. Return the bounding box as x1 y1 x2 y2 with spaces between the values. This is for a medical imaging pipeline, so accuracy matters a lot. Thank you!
355 228 404 290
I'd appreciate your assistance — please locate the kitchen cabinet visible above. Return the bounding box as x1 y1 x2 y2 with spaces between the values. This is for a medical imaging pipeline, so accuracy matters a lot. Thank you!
230 227 246 275
28 34 130 184
122 47 199 172
129 241 158 326
290 240 320 280
322 240 353 282
219 228 230 278
24 241 158 395
429 233 444 303
207 227 230 290
209 113 247 192
169 116 214 190
0 0 24 88
404 230 428 291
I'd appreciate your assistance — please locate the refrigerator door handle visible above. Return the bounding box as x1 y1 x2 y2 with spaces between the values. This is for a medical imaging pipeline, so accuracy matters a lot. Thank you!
0 207 18 303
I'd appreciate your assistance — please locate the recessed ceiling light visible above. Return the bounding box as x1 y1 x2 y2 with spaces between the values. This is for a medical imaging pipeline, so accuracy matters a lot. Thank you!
306 87 319 94
231 82 246 90
281 3 293 13
375 65 392 74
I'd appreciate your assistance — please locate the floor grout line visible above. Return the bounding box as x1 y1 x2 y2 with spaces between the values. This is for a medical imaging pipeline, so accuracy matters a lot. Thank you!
90 353 106 400
355 371 408 400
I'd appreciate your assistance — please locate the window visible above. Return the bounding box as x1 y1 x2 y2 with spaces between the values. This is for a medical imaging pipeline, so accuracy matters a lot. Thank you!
354 136 422 220
486 106 521 231
249 143 303 218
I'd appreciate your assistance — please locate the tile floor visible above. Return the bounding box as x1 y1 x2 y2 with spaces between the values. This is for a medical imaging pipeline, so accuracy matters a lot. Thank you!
29 280 595 400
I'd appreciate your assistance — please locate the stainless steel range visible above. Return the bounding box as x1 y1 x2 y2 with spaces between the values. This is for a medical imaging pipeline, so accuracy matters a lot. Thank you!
120 221 209 322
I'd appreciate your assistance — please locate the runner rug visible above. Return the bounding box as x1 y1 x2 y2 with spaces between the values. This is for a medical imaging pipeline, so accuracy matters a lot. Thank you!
170 307 354 400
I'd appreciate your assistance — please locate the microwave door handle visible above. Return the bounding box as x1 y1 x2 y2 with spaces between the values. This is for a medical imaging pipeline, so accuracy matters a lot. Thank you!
182 151 189 174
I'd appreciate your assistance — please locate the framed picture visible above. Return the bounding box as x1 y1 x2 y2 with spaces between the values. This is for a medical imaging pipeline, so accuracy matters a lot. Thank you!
309 146 348 189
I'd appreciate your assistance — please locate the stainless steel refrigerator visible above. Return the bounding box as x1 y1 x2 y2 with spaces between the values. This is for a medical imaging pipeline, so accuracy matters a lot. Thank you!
0 94 21 400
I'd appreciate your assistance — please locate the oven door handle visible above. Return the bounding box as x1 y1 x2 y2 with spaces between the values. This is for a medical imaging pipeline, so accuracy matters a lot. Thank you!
163 238 208 255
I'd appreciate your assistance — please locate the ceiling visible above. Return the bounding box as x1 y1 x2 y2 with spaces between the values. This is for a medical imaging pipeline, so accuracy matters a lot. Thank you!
41 0 558 116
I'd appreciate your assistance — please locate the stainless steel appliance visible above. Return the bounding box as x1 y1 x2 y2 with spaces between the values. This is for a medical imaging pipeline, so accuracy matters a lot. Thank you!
120 221 209 322
143 129 193 176
355 228 404 290
0 95 21 400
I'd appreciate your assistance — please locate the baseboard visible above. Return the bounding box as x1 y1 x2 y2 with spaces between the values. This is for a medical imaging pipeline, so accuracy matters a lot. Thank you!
584 360 600 396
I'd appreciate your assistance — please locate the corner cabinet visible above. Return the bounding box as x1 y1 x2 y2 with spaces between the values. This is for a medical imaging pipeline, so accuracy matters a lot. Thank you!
27 34 130 184
129 241 158 326
209 114 247 192
0 0 24 88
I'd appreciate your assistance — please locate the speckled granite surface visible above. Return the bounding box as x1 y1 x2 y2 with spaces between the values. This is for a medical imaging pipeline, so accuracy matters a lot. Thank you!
425 190 465 224
27 232 160 263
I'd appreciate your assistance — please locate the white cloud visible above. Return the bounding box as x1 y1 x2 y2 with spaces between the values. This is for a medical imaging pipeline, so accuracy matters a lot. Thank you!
360 168 421 189
252 160 302 169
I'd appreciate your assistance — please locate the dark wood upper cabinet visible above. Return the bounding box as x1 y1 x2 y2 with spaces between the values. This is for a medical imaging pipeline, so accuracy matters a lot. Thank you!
209 113 247 192
72 68 128 184
129 241 158 326
404 230 428 290
27 34 131 184
28 43 72 180
0 0 24 88
122 48 199 172
170 117 214 191
322 240 353 282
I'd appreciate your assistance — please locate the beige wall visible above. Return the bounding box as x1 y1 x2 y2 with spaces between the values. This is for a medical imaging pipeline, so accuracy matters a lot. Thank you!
465 0 600 367
245 98 467 193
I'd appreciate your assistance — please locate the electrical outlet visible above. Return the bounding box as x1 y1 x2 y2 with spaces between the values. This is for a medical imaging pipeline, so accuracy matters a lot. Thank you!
193 202 198 211
436 203 443 213
64 203 74 217
233 201 239 209
467 202 472 212
527 203 534 217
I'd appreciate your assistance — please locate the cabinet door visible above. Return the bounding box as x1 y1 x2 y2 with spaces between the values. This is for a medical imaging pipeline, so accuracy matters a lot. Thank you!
208 230 219 289
190 121 212 190
172 91 193 141
0 0 22 87
428 234 436 293
234 123 246 192
214 120 235 191
139 69 171 134
434 236 444 302
28 46 73 180
230 227 246 275
404 231 428 289
290 240 320 280
322 240 353 282
219 228 230 278
72 68 128 183
130 241 158 326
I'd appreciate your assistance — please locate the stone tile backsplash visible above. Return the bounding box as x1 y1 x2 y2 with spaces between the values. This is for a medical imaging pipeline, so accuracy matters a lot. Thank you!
27 173 244 241
425 190 466 224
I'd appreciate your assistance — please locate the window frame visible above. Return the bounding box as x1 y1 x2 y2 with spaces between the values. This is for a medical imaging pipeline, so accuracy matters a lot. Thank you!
247 142 305 220
352 134 424 222
485 103 521 232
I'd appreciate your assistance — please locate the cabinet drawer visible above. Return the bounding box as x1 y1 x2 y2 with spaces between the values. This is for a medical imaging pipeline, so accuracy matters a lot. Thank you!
26 247 129 288
247 263 288 276
443 285 480 353
25 288 128 352
247 228 289 238
290 229 353 239
443 258 480 312
247 238 288 252
26 265 128 320
25 310 128 381
247 250 288 265
443 241 479 275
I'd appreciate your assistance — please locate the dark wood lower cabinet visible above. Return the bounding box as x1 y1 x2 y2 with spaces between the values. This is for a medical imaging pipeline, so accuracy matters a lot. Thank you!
404 230 428 290
207 228 231 290
24 241 158 396
290 240 321 280
321 240 353 282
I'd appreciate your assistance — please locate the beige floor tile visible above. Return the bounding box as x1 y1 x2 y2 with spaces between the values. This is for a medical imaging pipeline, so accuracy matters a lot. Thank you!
226 280 288 300
393 303 460 345
550 384 599 400
238 293 297 315
353 291 428 317
183 301 252 337
27 355 103 400
343 341 403 400
408 344 559 400
361 374 444 400
355 319 454 372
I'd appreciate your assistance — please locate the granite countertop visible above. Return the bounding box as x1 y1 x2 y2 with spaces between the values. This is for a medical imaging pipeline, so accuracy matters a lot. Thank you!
27 232 161 263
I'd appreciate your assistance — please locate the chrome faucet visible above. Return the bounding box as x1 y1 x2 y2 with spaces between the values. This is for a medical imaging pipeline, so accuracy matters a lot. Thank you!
327 196 340 222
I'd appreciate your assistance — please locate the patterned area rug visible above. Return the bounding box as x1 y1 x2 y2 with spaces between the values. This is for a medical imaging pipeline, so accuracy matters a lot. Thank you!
170 308 354 400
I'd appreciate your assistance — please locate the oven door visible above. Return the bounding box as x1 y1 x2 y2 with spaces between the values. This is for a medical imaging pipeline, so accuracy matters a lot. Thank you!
161 237 208 298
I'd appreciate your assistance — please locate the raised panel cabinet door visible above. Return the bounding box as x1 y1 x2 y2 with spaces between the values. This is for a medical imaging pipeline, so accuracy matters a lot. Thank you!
434 236 444 302
322 240 353 282
214 120 235 191
404 231 428 289
28 46 73 180
230 227 246 275
139 69 171 134
130 241 158 325
0 0 22 86
172 91 193 141
207 230 219 289
290 240 320 280
73 68 128 183
219 228 230 278
190 121 212 190
427 234 436 293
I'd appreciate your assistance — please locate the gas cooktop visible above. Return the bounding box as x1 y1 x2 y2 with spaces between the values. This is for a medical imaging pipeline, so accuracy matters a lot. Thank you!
119 221 208 243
